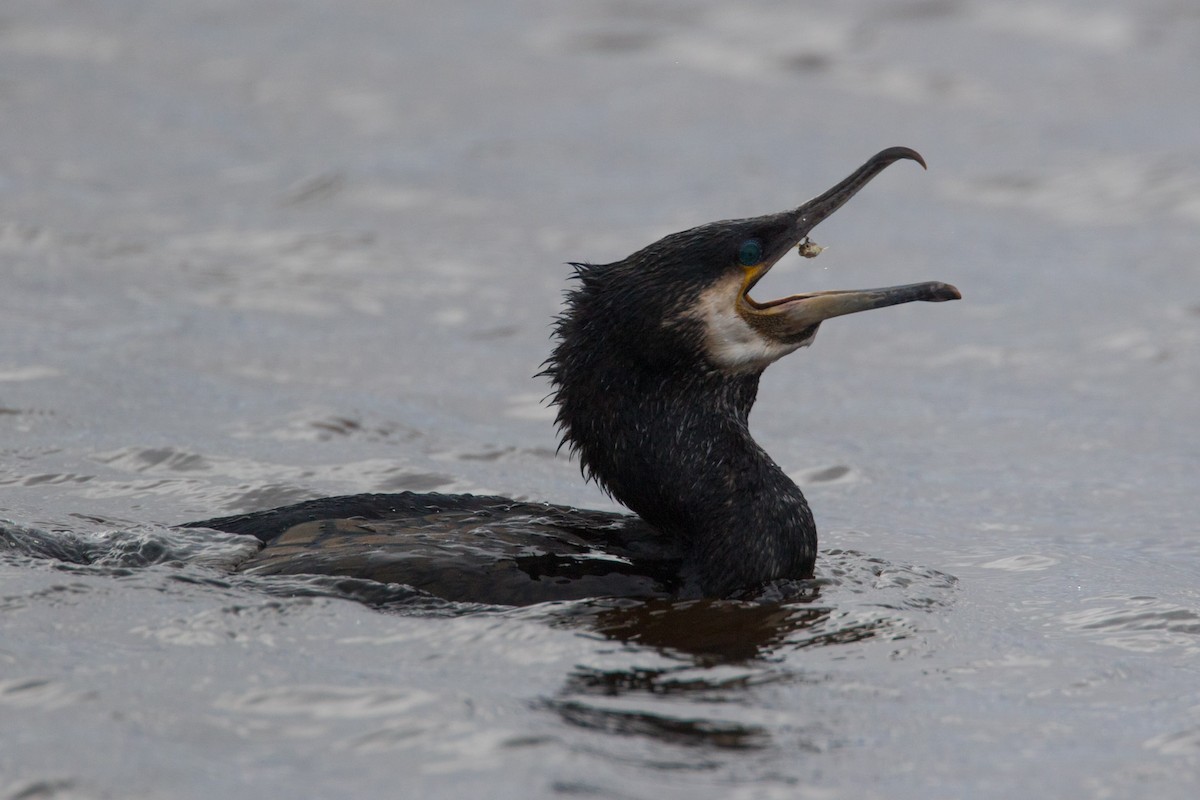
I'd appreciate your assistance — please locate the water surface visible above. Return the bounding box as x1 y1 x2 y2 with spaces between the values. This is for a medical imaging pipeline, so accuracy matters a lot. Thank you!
3 1 1199 797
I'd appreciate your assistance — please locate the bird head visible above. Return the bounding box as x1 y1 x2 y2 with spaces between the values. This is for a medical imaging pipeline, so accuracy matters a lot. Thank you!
559 147 960 378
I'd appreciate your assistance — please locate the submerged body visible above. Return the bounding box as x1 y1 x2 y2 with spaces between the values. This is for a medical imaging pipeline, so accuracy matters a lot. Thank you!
193 493 684 606
191 148 959 605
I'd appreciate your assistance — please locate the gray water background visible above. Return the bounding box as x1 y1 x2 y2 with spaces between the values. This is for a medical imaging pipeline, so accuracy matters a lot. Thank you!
2 0 1199 797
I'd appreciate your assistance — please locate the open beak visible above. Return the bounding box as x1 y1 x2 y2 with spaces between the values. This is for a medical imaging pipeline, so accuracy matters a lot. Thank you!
739 147 960 342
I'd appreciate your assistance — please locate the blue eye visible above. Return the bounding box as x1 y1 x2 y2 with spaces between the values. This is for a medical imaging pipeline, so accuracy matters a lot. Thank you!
737 239 764 266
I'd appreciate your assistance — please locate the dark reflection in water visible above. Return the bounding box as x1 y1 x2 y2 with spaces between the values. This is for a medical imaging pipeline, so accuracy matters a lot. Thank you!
549 694 770 751
581 596 828 664
522 585 910 753
520 559 950 754
544 610 797 753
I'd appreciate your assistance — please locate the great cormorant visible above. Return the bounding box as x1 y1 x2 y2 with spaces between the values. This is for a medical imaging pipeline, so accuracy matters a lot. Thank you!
187 148 959 606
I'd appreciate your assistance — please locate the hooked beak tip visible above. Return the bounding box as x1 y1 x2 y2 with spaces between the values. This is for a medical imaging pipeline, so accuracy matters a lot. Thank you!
881 145 926 170
932 282 961 301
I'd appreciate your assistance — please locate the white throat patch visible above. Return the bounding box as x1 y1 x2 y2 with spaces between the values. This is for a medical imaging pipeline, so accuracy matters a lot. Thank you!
685 276 816 374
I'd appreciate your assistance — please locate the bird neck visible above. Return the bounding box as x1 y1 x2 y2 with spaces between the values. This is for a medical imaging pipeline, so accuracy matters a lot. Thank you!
553 363 817 594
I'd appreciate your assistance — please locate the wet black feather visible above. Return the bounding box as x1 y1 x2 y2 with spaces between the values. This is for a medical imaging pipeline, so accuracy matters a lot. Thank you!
540 218 817 595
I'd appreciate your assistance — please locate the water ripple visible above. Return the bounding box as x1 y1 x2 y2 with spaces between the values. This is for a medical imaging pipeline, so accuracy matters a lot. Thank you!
1060 595 1200 653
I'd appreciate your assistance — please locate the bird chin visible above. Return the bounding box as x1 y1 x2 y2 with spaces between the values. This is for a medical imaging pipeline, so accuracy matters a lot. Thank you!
682 273 819 374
